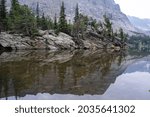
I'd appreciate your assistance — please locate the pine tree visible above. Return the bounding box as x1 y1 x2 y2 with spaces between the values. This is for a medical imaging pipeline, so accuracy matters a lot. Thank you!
58 2 68 34
79 14 89 37
103 15 112 37
67 19 73 36
54 14 57 30
36 2 40 28
47 18 53 30
8 0 37 36
14 5 37 36
74 3 79 23
73 3 80 37
0 0 7 31
119 28 124 41
8 0 20 31
41 13 48 30
73 13 89 38
10 0 20 15
119 28 127 43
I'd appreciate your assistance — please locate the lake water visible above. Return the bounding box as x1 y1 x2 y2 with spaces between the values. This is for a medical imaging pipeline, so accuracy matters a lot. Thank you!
0 49 150 100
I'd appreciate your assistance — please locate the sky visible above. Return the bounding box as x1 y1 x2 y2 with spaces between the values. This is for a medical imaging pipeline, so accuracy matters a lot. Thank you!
114 0 150 19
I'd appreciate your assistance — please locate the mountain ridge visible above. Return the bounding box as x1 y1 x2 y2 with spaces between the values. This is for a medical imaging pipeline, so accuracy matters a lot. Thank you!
128 16 150 31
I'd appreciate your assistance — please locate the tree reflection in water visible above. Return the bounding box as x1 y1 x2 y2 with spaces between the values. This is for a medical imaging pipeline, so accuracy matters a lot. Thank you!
0 50 136 99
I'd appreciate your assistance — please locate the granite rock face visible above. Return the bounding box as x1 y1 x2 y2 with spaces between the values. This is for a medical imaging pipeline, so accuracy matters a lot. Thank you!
0 31 76 50
128 16 150 31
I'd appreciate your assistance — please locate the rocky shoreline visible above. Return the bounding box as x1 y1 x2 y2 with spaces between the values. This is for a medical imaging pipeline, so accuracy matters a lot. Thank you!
0 30 123 51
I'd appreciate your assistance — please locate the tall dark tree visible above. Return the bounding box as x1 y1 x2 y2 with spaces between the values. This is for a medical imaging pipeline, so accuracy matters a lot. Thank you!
58 2 68 33
119 28 127 43
74 3 79 23
73 12 89 38
67 19 73 36
0 0 7 31
8 0 20 31
54 14 58 30
19 5 37 36
119 28 124 41
90 18 97 29
103 15 112 37
78 14 89 38
36 2 40 28
41 13 48 30
10 0 20 14
73 3 80 37
47 18 53 30
8 0 37 36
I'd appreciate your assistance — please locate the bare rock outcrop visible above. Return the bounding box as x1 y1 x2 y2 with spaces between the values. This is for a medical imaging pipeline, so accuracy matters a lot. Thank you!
0 31 76 50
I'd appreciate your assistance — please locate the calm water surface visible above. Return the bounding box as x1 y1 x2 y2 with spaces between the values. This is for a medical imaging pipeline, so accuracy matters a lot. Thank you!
0 49 150 100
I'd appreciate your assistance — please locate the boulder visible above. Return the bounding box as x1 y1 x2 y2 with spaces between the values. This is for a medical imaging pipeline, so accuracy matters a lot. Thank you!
55 33 76 49
38 30 48 36
83 40 97 50
39 30 57 37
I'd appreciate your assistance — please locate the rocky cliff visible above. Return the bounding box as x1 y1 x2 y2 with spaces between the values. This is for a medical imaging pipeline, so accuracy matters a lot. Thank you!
6 0 137 33
128 16 150 31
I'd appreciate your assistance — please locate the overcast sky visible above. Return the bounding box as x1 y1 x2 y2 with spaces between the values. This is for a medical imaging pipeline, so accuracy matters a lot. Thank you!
114 0 150 19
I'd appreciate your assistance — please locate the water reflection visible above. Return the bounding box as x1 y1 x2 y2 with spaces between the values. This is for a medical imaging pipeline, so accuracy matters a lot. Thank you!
0 50 150 100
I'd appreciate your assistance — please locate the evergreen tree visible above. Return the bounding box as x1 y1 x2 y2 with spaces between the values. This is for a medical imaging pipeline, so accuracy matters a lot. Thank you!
119 28 127 43
53 14 60 34
79 14 89 37
67 19 73 36
73 11 89 38
0 0 7 31
41 13 48 30
58 2 68 33
73 3 80 37
16 5 37 36
103 15 112 37
47 18 53 30
54 14 58 30
36 2 40 28
74 3 79 23
119 28 124 40
10 0 20 15
8 0 37 36
89 18 98 29
8 0 20 31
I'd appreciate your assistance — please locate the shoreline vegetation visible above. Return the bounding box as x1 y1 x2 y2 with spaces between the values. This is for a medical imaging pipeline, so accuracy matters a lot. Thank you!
0 0 128 51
